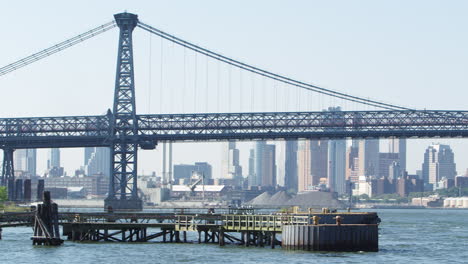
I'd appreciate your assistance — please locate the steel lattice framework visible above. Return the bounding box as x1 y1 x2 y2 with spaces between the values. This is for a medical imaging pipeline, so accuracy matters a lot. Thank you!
0 110 466 148
1 12 468 210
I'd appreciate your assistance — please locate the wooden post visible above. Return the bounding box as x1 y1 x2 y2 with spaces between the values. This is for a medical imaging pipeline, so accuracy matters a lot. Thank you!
271 232 276 249
219 229 225 246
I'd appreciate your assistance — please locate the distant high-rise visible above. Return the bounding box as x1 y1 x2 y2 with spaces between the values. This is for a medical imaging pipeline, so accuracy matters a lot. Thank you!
388 161 401 181
49 148 60 168
389 138 407 173
328 139 346 194
221 141 242 182
345 145 359 183
358 139 379 177
284 140 298 192
84 147 95 167
297 140 328 192
85 147 110 177
379 153 399 178
422 144 456 184
276 141 286 187
248 149 256 186
14 149 36 177
262 144 276 187
253 141 276 187
47 148 63 177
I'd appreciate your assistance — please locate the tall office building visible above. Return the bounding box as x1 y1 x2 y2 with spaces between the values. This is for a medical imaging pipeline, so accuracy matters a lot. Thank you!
358 139 379 177
221 141 243 182
253 141 276 187
14 149 37 177
84 147 95 166
47 148 64 177
389 138 407 173
49 148 60 168
422 144 456 184
328 139 346 194
276 141 286 187
345 145 359 183
85 147 110 177
284 140 298 192
262 144 276 187
248 149 256 186
297 140 328 192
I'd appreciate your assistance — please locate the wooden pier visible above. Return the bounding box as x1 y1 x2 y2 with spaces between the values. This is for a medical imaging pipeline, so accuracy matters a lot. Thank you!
1 208 380 251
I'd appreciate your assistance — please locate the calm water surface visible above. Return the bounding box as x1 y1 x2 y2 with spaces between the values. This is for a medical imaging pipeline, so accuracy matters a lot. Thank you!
1 209 467 264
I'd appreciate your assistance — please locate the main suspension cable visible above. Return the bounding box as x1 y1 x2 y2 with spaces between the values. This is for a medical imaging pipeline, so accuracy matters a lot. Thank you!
0 21 117 76
137 21 412 111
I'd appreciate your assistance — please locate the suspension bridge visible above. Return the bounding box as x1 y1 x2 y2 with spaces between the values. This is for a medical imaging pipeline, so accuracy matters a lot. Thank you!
0 12 467 210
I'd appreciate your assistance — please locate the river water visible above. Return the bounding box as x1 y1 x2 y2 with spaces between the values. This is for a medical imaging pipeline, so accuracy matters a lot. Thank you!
1 209 467 264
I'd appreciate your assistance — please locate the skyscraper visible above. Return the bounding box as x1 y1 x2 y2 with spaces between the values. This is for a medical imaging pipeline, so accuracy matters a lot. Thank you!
389 138 407 174
422 144 456 184
284 140 298 192
221 141 243 182
248 149 256 186
85 147 110 177
47 148 64 177
276 141 286 187
328 139 346 194
262 144 276 187
358 139 379 177
253 141 276 187
49 148 60 168
345 144 359 183
14 149 36 177
297 140 328 192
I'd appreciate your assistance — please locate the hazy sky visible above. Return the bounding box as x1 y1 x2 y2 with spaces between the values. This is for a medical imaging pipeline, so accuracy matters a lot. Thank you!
1 1 467 177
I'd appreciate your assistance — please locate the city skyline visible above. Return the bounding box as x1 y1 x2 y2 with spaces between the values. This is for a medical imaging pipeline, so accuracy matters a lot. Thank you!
1 1 468 183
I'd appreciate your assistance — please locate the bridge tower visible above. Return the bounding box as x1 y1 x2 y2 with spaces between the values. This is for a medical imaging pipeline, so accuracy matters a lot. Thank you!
104 12 143 210
1 148 15 200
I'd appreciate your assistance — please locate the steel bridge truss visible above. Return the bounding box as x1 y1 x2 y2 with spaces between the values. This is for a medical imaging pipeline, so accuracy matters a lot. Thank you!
0 110 467 149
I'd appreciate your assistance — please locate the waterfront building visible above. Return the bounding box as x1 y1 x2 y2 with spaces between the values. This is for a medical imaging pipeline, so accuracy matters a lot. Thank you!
455 176 468 188
44 174 108 196
173 162 212 184
422 144 456 184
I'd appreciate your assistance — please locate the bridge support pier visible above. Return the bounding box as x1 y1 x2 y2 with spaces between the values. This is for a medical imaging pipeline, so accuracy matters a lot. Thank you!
1 148 15 200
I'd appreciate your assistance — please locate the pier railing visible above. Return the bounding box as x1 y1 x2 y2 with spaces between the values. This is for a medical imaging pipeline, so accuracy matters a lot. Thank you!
222 214 309 232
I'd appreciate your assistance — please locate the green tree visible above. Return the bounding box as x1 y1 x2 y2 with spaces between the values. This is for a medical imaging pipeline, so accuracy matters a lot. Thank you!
0 186 7 202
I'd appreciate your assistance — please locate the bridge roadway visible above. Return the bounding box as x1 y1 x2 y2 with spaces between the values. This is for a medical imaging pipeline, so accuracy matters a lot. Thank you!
0 110 467 148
